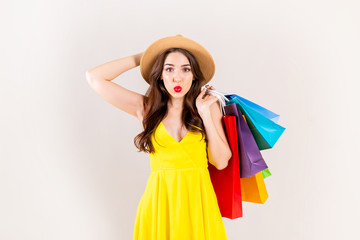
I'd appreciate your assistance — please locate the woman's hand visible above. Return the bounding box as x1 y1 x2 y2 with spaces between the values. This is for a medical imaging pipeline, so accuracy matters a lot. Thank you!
196 85 219 117
134 52 144 66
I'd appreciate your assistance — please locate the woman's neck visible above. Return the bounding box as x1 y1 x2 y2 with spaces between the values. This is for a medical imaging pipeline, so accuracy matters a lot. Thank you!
167 97 184 111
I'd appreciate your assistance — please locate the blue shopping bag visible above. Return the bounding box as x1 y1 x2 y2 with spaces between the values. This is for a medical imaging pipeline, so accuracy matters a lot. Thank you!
226 94 280 123
225 95 285 150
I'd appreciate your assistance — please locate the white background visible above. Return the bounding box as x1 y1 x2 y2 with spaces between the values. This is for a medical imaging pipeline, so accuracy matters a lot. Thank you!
1 0 359 239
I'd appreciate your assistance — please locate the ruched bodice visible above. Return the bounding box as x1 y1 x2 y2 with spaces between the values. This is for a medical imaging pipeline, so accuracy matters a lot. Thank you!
149 121 208 171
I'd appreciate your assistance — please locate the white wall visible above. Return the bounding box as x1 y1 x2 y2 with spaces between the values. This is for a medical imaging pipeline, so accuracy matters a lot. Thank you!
1 0 359 239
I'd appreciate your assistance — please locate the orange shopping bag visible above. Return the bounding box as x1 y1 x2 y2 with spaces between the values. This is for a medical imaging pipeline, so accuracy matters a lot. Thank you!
240 171 268 204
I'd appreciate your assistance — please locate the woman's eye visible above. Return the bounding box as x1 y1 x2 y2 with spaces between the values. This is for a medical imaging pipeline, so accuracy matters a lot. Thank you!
165 68 190 72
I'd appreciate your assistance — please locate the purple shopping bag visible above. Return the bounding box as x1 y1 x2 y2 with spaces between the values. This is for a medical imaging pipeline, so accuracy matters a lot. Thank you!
224 103 268 178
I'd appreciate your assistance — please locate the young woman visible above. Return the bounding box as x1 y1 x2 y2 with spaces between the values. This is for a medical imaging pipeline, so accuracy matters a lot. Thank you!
86 34 232 239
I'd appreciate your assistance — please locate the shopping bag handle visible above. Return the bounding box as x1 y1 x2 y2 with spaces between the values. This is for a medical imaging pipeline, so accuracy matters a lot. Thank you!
200 86 230 115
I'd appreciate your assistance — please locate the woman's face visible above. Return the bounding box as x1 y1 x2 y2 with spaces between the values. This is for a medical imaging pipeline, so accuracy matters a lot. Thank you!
161 51 194 100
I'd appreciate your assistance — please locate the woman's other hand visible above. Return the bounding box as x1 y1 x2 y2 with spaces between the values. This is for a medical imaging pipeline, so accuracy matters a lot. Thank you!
134 52 144 66
195 85 218 117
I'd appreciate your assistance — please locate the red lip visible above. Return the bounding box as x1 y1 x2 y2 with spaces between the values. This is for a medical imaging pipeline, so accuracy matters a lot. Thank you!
174 86 182 92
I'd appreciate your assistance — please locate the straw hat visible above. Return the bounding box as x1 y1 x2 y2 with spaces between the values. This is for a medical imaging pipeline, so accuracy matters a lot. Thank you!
140 34 215 85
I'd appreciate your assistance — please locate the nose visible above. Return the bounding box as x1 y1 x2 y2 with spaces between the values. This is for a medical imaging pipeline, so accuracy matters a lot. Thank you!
173 70 181 82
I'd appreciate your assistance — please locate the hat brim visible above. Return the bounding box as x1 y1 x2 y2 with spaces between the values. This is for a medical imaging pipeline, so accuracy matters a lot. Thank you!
140 35 215 85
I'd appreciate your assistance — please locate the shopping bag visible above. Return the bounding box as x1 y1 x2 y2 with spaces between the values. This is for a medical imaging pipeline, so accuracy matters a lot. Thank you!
226 95 286 150
208 115 243 219
224 103 268 178
262 168 272 179
241 111 272 180
226 94 280 123
241 171 269 204
238 100 270 202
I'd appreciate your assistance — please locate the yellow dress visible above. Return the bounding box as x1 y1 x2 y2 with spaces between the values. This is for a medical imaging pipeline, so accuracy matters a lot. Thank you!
133 121 228 240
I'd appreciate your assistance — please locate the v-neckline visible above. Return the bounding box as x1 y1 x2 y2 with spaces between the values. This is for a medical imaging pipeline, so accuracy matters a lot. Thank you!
160 121 190 144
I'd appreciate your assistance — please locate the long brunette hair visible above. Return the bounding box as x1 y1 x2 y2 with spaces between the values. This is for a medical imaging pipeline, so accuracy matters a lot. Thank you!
134 48 207 154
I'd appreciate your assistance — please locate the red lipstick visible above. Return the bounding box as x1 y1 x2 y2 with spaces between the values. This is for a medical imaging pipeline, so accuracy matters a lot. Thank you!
174 86 182 92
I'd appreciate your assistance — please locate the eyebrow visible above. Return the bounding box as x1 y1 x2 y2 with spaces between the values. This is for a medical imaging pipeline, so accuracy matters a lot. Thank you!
164 64 191 67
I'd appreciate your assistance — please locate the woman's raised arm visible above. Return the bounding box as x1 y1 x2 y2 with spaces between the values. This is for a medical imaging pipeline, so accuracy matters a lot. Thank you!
85 52 145 121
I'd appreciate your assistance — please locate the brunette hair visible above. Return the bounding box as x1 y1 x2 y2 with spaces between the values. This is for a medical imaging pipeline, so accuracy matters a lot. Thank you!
134 48 207 154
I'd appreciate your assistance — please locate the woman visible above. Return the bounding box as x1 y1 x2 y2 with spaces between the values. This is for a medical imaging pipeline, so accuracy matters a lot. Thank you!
86 34 232 239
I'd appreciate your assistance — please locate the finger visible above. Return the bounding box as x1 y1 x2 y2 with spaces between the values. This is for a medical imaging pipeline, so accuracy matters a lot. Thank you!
205 85 216 91
204 94 216 102
203 92 215 100
197 88 207 99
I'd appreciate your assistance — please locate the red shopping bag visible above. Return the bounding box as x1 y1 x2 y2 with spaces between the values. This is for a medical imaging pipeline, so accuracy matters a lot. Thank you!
209 115 243 219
